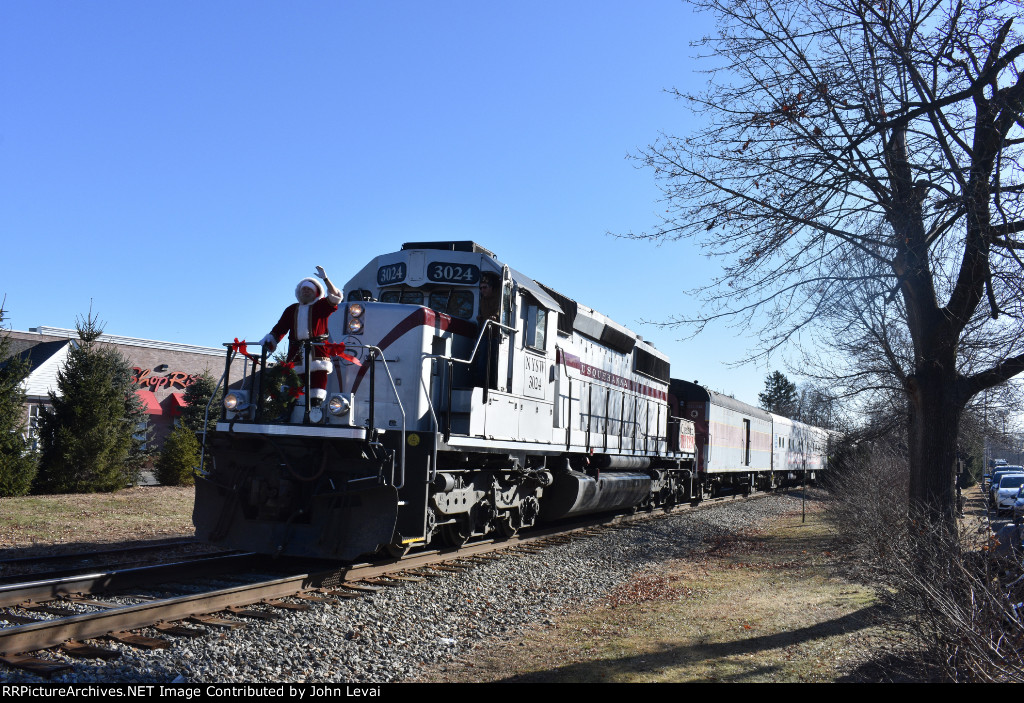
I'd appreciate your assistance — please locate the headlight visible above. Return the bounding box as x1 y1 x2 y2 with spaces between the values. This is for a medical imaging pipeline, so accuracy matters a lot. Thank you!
224 392 241 410
328 395 350 415
347 303 365 334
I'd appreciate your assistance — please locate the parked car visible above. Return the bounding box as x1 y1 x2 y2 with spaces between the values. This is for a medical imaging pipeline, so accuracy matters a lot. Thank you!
1012 486 1024 523
993 473 1024 515
990 467 1024 506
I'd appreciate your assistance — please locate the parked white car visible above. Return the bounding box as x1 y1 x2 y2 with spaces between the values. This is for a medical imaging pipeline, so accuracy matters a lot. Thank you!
990 467 1024 506
993 473 1024 515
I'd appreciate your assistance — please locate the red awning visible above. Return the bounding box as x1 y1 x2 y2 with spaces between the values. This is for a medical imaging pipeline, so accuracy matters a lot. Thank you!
136 389 163 416
169 392 187 417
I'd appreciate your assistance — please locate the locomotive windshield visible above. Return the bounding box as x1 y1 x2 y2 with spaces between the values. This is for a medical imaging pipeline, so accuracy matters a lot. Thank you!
379 286 475 319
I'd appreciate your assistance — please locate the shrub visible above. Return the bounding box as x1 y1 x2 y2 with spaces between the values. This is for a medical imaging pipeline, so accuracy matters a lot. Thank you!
155 424 199 487
825 437 1024 681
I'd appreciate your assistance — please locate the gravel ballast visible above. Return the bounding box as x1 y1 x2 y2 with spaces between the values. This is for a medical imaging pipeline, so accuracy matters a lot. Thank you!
2 493 806 683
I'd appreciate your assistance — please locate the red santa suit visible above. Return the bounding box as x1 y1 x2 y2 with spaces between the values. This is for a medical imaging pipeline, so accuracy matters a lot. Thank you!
261 277 341 403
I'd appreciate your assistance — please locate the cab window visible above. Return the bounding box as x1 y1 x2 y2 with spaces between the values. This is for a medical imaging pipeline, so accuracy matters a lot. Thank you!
525 305 548 350
380 289 424 305
429 289 474 319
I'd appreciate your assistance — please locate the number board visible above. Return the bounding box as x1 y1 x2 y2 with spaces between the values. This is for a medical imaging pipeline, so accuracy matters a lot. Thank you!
427 262 480 284
523 354 546 400
377 262 407 286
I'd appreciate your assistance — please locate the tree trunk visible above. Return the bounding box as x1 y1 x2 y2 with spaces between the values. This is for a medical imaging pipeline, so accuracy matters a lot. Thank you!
906 365 964 526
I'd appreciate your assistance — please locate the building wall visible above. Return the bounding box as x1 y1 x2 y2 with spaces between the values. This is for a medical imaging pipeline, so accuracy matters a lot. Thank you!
11 327 249 455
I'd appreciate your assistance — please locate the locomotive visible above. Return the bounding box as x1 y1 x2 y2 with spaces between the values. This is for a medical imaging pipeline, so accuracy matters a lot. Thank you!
193 241 828 560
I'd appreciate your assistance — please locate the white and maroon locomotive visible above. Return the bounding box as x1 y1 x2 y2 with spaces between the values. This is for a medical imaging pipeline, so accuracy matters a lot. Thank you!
193 241 821 560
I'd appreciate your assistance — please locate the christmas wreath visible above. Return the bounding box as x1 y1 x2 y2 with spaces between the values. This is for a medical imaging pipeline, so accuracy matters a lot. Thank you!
257 360 304 422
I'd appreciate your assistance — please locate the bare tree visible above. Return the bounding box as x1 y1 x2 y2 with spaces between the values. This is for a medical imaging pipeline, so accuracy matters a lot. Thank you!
632 0 1024 523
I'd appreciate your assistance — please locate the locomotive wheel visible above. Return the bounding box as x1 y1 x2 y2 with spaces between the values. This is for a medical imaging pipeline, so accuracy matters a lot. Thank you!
496 518 518 539
441 522 471 548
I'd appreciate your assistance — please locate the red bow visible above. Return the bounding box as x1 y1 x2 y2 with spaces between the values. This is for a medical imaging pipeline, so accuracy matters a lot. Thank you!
322 341 362 366
232 338 258 361
288 386 305 399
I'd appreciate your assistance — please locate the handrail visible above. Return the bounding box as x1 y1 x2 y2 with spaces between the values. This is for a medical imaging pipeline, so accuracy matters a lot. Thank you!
198 340 406 489
418 374 440 483
420 318 517 443
196 358 230 478
360 344 406 489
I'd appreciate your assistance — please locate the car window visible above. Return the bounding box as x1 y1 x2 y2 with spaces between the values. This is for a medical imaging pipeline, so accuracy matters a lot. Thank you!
1000 475 1024 489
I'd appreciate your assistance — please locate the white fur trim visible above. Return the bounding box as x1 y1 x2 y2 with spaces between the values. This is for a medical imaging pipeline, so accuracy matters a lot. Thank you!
295 358 332 375
294 277 325 302
310 387 328 401
296 303 311 341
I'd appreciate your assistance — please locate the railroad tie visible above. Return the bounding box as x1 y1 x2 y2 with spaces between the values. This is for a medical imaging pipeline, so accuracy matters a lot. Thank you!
21 603 80 618
264 598 310 611
0 612 42 625
363 579 405 588
0 654 72 677
154 622 208 638
292 593 336 603
61 641 122 659
188 614 243 629
223 606 283 621
320 589 365 599
106 631 171 650
337 582 381 593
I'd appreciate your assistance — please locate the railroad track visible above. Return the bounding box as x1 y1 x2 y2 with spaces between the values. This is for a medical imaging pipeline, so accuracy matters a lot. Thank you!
0 490 764 677
0 540 237 586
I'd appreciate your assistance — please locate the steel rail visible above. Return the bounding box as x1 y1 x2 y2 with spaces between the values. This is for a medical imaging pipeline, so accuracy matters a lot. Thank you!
0 539 201 567
0 568 339 656
0 554 260 609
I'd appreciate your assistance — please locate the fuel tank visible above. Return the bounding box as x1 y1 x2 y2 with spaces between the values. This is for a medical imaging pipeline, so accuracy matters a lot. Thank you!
539 470 651 521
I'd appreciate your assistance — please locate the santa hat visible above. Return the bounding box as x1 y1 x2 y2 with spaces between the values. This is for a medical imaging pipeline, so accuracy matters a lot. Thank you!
295 277 325 302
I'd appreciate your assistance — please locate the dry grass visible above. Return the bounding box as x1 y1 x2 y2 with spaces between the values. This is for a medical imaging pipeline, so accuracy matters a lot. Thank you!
0 487 906 681
416 504 895 683
0 486 196 555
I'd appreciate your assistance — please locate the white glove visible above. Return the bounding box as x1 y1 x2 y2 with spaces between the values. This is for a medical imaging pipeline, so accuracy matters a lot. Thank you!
261 334 278 352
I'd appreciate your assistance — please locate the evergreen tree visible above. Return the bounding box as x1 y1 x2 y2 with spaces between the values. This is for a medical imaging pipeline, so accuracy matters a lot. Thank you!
35 313 148 494
154 423 199 486
758 371 798 417
181 371 221 432
0 306 37 496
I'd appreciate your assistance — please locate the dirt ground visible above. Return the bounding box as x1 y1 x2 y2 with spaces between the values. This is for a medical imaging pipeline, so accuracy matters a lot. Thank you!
1 486 935 682
0 486 196 555
415 501 906 683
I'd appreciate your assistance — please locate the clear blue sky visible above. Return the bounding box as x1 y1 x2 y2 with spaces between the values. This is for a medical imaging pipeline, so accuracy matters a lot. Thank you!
0 1 793 403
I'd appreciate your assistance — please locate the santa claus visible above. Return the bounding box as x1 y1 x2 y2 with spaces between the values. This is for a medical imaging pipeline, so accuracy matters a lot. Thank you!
261 265 342 405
